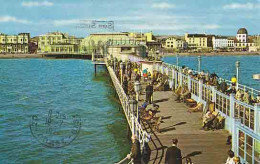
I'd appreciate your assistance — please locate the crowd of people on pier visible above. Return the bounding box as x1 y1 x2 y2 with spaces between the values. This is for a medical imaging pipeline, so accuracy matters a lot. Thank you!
107 58 258 164
180 65 260 105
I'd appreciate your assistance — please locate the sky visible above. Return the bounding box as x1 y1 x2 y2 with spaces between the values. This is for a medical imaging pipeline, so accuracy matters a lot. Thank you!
0 0 259 37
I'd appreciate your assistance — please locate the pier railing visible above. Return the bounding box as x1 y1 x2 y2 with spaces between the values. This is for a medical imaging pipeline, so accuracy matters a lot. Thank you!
106 62 150 164
156 62 260 164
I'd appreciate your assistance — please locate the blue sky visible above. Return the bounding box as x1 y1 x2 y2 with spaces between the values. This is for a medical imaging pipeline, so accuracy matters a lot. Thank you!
0 0 259 37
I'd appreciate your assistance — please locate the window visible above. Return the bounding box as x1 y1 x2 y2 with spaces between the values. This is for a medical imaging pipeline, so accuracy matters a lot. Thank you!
254 140 260 163
239 131 245 159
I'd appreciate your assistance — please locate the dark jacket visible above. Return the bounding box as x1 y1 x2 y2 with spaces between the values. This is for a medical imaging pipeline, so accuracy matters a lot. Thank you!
165 146 182 164
146 85 153 95
131 140 142 164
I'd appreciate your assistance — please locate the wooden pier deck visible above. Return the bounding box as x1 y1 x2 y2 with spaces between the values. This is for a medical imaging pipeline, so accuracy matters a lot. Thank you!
139 90 231 164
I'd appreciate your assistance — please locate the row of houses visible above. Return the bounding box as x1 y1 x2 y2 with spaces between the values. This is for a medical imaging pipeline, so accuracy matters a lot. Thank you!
0 33 30 53
0 28 260 54
162 28 260 52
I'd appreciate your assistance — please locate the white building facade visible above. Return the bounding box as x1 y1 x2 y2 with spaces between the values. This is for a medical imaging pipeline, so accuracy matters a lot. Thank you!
212 36 228 50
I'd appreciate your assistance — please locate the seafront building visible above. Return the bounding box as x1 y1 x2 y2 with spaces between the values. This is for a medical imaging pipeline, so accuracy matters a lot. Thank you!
0 33 30 53
162 36 187 51
212 36 228 50
38 32 83 54
184 33 209 52
80 32 159 54
107 42 147 60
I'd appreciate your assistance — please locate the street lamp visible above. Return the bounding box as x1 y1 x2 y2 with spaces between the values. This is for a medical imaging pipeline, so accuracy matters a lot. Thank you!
114 57 117 70
198 55 201 72
120 62 124 85
129 99 138 125
235 61 240 90
134 81 141 102
176 54 179 67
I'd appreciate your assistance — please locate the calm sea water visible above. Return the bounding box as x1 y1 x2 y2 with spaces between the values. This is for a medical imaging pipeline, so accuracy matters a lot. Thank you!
163 55 260 90
0 59 130 163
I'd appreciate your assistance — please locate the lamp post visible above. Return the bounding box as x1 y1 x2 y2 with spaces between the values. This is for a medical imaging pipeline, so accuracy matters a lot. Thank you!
198 55 201 72
120 62 124 85
113 57 117 70
134 81 141 102
129 99 138 126
235 61 240 90
176 54 179 67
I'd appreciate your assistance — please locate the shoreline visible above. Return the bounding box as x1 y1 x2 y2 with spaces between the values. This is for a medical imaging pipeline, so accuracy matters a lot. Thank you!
0 54 43 59
0 51 259 59
163 51 260 56
0 53 91 59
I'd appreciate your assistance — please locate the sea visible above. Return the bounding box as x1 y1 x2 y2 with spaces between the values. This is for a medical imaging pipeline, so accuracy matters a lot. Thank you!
0 59 130 164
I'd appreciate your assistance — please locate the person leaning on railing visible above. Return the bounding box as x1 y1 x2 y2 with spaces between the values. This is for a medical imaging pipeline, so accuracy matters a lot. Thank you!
127 135 142 164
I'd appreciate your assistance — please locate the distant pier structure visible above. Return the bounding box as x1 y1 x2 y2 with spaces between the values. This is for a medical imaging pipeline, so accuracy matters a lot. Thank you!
92 52 106 76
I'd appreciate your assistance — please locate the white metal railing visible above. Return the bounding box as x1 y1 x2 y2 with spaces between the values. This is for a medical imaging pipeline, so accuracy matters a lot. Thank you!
107 66 150 142
162 62 260 164
218 78 260 98
215 90 231 117
106 62 150 164
234 99 255 131
201 83 213 103
191 78 199 96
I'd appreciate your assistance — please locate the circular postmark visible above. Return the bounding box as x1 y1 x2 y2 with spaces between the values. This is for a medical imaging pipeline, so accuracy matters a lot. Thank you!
30 109 81 148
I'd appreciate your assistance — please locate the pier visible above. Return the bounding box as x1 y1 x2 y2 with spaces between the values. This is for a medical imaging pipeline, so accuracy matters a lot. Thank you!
99 54 260 164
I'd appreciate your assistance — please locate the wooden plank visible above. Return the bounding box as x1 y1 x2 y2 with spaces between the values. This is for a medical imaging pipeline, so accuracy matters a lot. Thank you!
140 90 230 164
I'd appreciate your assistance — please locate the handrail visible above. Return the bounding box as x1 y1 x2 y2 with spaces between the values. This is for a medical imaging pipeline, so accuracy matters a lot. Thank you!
115 155 131 164
106 59 150 163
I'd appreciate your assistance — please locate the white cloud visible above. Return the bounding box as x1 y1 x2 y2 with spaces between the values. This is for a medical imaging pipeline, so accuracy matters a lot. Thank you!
223 3 260 9
151 2 175 9
0 16 30 24
117 23 221 31
22 1 53 7
53 19 81 26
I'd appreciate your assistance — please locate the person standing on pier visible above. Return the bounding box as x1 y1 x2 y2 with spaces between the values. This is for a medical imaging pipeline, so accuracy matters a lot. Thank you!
165 138 182 164
123 76 128 95
231 75 237 86
225 150 235 164
127 135 142 164
146 82 153 104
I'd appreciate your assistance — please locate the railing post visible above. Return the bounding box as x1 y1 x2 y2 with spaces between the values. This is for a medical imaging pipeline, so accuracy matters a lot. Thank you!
230 93 235 118
179 72 183 87
232 119 241 156
198 79 203 102
166 64 169 76
172 66 175 90
228 93 236 133
175 70 178 90
211 86 216 103
254 103 260 134
131 114 135 135
187 75 191 91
